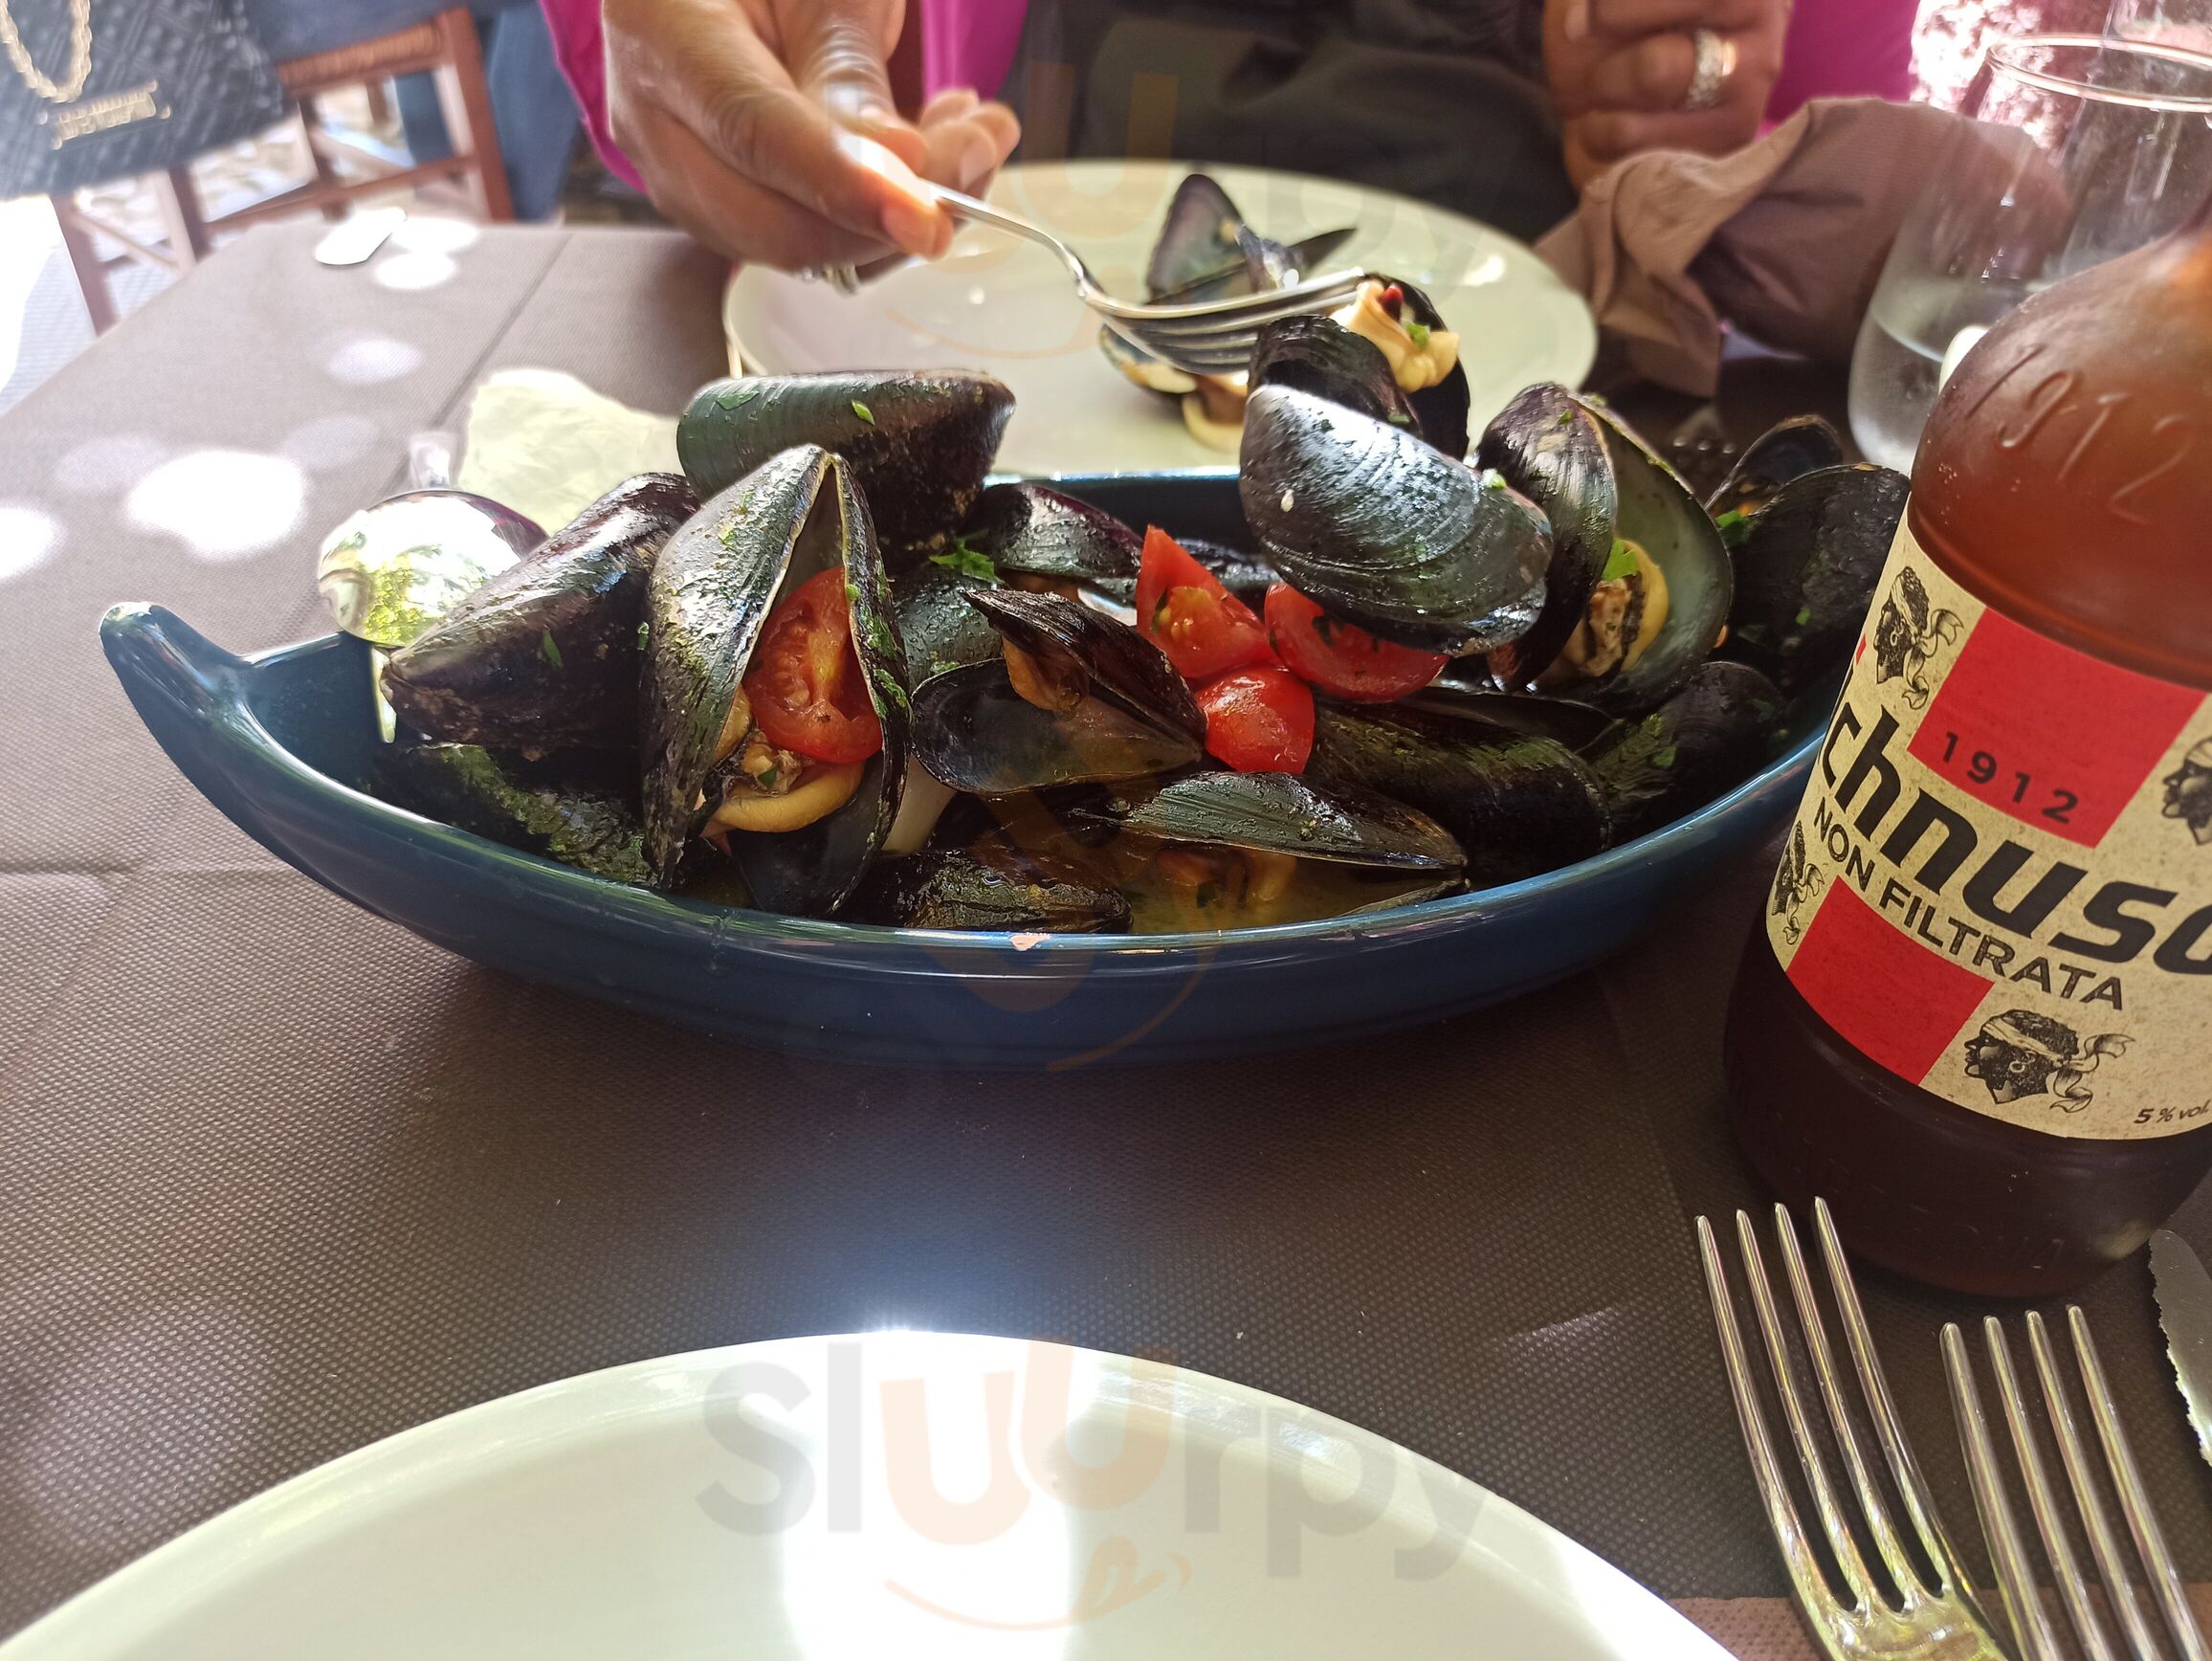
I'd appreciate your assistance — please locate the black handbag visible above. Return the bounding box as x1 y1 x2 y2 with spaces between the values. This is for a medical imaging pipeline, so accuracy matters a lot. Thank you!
0 0 288 196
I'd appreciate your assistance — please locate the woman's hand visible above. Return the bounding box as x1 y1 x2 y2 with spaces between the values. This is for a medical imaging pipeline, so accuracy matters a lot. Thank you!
603 0 1020 268
1545 0 1791 182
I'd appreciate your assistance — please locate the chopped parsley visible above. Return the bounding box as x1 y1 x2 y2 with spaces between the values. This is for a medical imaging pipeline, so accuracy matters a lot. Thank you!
1651 744 1678 769
1601 539 1639 583
1405 321 1430 348
1386 410 1411 426
873 666 911 711
1794 605 1813 627
850 400 874 424
930 658 962 676
928 538 998 584
1713 507 1750 548
539 630 564 669
756 765 780 792
635 621 650 649
713 385 759 410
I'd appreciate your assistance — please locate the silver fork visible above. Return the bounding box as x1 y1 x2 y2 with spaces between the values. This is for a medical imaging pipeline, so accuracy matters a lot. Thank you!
1944 1306 2208 1661
930 185 1370 376
1698 1201 2010 1660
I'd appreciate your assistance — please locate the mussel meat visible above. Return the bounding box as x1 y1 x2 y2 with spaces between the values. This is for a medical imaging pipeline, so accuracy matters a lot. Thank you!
676 371 1013 563
1306 702 1610 886
1722 462 1909 695
383 474 698 754
1240 384 1552 654
642 445 907 913
1584 660 1783 844
909 588 1206 792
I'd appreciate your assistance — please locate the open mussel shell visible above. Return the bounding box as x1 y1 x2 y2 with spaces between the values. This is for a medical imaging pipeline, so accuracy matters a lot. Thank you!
1306 702 1609 888
642 445 907 913
317 488 544 650
1387 278 1471 461
910 588 1205 792
675 372 1013 563
960 483 1141 600
1704 415 1847 521
841 843 1132 933
1239 384 1551 654
1723 462 1909 695
376 742 651 886
896 562 1004 685
1584 660 1784 844
1116 770 1465 874
1250 316 1422 435
1401 679 1617 753
1476 385 1615 691
383 474 698 754
1573 399 1735 714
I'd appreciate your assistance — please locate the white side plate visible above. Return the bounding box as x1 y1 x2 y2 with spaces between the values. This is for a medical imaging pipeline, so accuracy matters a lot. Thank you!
725 161 1597 476
4 1333 1725 1660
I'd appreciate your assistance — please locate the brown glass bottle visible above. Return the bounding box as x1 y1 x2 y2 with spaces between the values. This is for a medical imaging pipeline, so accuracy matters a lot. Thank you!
1728 197 2212 1296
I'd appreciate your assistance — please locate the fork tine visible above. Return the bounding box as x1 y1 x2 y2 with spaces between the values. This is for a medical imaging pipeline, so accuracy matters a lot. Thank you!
1735 1210 1885 1608
1810 1200 1980 1599
1695 1216 1850 1628
1123 272 1367 336
1769 1204 1933 1599
1983 1316 2120 1660
1943 1322 2069 1661
2025 1311 2165 1661
2069 1306 2211 1661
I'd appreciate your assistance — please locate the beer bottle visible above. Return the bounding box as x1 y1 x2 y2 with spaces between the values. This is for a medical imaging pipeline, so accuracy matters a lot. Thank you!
1727 195 2212 1296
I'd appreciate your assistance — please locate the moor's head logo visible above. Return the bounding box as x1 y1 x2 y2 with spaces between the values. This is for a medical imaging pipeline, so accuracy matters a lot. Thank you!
2161 738 2212 848
1770 822 1822 944
1871 566 1963 710
1961 1010 2130 1110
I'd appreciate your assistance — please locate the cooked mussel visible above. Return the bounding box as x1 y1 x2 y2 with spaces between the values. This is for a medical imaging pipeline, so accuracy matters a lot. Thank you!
383 474 698 754
896 561 1004 685
1182 538 1276 609
1306 702 1610 887
1401 679 1618 752
909 588 1206 792
1061 769 1467 930
841 842 1132 933
377 742 651 885
1722 463 1909 694
1704 415 1847 522
675 372 1014 563
1478 390 1734 713
1352 278 1471 460
1476 385 1614 692
1239 384 1552 654
1143 171 1353 299
317 488 544 650
1250 315 1423 435
958 483 1141 602
642 445 906 914
1584 660 1783 843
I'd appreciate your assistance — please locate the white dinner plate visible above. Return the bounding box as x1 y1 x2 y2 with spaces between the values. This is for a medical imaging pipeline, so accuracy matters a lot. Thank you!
4 1332 1724 1659
724 160 1597 476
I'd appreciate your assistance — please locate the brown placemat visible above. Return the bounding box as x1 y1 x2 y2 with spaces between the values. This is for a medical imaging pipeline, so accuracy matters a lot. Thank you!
2 223 2209 1652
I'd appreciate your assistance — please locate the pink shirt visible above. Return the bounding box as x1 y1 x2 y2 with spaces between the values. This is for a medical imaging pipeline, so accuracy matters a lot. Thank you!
538 0 1916 194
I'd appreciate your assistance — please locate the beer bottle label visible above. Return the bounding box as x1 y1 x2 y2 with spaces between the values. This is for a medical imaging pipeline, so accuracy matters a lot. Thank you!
1766 517 2212 1140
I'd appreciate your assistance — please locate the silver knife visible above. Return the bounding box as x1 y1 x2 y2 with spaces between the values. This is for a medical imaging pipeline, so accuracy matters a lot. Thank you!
2149 1229 2212 1469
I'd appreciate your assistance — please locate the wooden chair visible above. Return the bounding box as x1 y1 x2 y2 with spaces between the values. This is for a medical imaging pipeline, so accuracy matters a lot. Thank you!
50 7 512 333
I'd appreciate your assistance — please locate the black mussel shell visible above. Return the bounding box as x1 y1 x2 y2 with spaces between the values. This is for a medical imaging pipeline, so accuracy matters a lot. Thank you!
1723 463 1909 695
1584 660 1784 844
1573 399 1735 714
1476 385 1614 692
383 474 697 753
1250 316 1423 435
896 562 1003 685
642 446 907 912
1181 538 1276 609
910 589 1205 792
1704 415 1847 522
675 372 1013 564
960 483 1141 600
1147 172 1254 297
1400 680 1618 753
377 742 651 885
1386 278 1471 461
1306 703 1609 887
1240 385 1551 655
841 845 1132 933
1117 770 1465 874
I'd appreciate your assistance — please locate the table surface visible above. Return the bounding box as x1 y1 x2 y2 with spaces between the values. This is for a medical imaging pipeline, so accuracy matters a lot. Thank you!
3 220 2209 1658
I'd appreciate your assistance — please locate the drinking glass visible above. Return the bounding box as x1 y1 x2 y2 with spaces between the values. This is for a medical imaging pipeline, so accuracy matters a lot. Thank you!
1847 33 2212 473
2109 0 2212 59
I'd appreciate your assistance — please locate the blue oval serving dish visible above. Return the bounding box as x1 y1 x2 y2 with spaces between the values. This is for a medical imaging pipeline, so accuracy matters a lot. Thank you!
104 475 1819 1069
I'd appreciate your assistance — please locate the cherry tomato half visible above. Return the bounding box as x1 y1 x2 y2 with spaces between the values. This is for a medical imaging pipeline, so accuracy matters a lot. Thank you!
741 567 884 764
1196 664 1315 773
1264 583 1447 703
1136 525 1273 682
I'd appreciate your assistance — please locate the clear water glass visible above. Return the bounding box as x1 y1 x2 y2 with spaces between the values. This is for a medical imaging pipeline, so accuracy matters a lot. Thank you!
1847 33 2212 474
